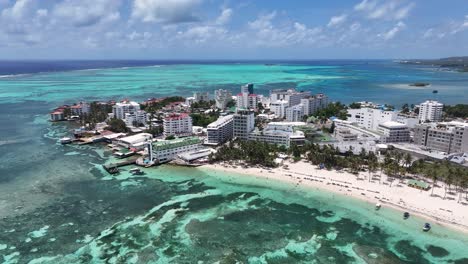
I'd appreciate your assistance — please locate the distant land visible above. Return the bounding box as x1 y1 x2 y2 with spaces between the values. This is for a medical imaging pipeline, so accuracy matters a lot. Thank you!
399 56 468 72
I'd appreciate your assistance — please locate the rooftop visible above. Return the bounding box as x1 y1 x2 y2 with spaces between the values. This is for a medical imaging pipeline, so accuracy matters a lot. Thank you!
164 113 190 121
152 137 201 151
207 115 233 128
379 121 408 128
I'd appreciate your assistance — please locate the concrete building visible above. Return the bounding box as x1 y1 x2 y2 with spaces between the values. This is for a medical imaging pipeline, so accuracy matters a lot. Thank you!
285 104 304 122
301 94 329 116
418 100 443 123
214 89 232 109
151 137 202 163
236 84 260 110
335 128 358 142
194 92 209 103
113 101 140 120
248 122 306 147
414 121 468 154
270 89 311 107
206 115 234 145
242 83 254 94
117 133 153 149
70 102 90 116
270 100 289 119
377 121 410 143
163 113 193 137
233 109 255 140
50 111 65 121
347 107 398 131
124 110 148 127
396 114 420 129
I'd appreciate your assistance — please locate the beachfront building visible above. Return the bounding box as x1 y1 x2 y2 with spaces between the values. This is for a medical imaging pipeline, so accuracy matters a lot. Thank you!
112 101 141 120
285 104 304 122
151 137 202 163
124 110 148 127
335 128 358 142
270 100 289 119
194 92 209 103
418 100 443 123
347 107 398 131
163 113 193 137
50 111 65 121
214 89 232 110
233 109 255 140
248 122 306 147
70 102 90 116
206 115 234 145
270 89 311 107
300 94 329 116
413 121 468 154
117 133 153 149
377 121 410 143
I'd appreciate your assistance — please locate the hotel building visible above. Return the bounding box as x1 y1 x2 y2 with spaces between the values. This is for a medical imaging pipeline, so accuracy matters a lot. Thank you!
214 89 233 109
206 115 234 145
376 121 410 143
418 100 443 123
270 100 289 119
300 94 329 116
163 113 193 137
285 104 304 122
112 101 141 120
248 122 306 147
233 109 255 140
347 107 398 131
270 89 311 107
151 137 202 163
414 121 468 153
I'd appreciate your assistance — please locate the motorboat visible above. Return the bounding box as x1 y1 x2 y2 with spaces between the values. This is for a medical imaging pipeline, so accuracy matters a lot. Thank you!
60 137 72 144
129 168 144 175
403 212 410 219
375 203 381 210
423 223 431 232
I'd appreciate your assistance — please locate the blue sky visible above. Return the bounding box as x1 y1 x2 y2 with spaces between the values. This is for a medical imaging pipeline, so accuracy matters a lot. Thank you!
0 0 467 59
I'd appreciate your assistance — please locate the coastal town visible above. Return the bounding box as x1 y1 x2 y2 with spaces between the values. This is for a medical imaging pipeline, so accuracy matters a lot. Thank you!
49 83 468 232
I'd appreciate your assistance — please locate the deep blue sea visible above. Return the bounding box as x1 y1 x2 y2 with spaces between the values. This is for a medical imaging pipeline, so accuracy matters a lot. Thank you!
0 61 468 263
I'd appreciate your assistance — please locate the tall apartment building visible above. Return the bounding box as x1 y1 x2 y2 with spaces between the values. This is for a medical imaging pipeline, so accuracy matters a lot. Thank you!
347 107 397 131
124 110 148 127
206 115 234 145
377 121 410 143
112 101 141 120
300 94 329 116
285 104 304 122
237 84 259 110
270 100 289 119
70 102 90 116
414 121 468 154
233 109 255 140
270 89 311 107
248 122 306 147
194 92 209 103
163 113 193 137
418 100 443 123
242 83 254 94
214 89 232 109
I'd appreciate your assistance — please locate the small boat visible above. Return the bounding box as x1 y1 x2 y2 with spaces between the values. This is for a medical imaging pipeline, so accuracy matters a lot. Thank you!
432 90 438 94
403 212 410 219
375 203 381 210
423 223 431 232
129 168 143 175
60 137 72 144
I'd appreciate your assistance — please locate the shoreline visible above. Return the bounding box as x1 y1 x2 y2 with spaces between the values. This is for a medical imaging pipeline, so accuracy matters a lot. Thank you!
201 161 468 234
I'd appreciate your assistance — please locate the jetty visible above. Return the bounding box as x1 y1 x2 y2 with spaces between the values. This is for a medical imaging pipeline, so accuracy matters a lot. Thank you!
103 157 139 174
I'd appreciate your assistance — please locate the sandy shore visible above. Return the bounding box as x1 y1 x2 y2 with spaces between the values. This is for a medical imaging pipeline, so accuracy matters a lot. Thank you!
202 160 468 233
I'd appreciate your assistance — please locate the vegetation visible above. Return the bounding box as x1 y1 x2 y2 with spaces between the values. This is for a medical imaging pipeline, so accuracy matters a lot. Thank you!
191 100 215 110
80 102 113 128
165 135 175 140
444 104 468 118
107 118 129 133
314 102 348 121
145 126 163 137
226 100 236 108
348 102 361 109
209 140 281 168
141 96 185 113
190 111 220 127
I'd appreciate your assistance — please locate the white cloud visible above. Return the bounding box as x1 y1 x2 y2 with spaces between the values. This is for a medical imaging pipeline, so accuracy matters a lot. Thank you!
215 8 232 25
450 15 468 35
248 11 276 30
355 0 415 21
327 14 347 27
131 0 201 24
378 21 405 40
1 0 35 20
53 0 121 27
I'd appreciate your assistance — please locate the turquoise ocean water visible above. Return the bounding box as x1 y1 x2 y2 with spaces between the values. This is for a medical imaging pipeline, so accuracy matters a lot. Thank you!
0 61 468 263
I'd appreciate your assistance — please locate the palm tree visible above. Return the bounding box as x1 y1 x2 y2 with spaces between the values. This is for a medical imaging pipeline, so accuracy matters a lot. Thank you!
429 163 440 196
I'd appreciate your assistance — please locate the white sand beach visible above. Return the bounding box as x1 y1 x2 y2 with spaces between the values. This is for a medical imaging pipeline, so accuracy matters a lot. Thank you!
203 161 468 233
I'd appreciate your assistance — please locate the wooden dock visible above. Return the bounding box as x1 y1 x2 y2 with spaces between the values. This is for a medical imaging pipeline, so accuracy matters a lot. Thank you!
103 157 139 174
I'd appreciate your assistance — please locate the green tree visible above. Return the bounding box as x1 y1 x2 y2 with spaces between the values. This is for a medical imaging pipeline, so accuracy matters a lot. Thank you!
107 118 129 133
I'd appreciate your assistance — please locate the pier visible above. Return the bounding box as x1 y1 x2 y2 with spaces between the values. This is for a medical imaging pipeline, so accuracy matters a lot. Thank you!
103 157 139 174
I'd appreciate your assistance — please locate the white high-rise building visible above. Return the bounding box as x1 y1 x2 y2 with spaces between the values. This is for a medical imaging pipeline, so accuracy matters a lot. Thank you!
112 101 140 120
124 110 148 127
233 109 255 140
300 94 329 116
270 89 311 107
206 115 234 145
270 100 289 119
194 92 209 103
285 104 304 122
418 100 443 123
237 84 259 110
214 89 232 109
347 107 398 131
163 113 193 137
